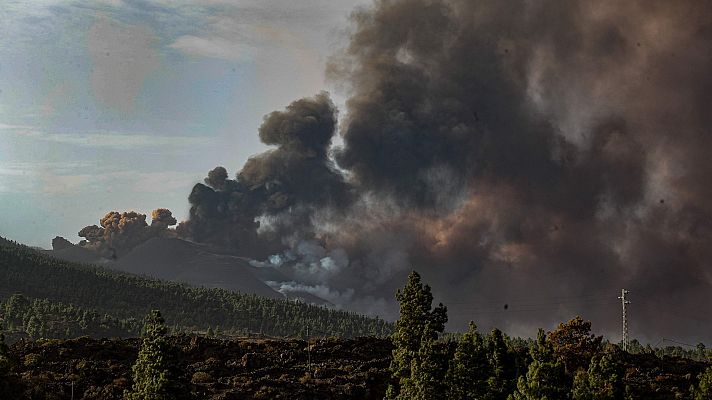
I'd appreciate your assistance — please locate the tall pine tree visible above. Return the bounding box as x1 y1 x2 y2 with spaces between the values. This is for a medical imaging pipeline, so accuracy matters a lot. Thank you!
386 271 448 400
511 329 570 400
125 310 171 400
487 328 517 400
446 321 490 399
410 322 447 400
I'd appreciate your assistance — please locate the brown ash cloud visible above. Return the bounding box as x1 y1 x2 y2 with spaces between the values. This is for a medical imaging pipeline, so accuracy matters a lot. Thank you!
77 209 178 258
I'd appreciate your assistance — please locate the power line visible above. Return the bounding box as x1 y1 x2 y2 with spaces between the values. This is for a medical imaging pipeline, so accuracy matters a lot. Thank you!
447 299 619 317
451 298 618 311
446 292 614 306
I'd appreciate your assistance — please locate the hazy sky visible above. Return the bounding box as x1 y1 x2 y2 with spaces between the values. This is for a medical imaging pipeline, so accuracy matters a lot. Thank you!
0 0 366 247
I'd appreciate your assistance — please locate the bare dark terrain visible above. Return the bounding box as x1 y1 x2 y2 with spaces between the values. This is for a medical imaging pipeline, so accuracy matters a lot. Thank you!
7 336 391 400
3 335 709 400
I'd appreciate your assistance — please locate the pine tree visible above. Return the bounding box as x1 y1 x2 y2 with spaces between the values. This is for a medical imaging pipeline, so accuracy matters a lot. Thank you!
571 350 625 400
26 315 41 339
487 328 517 400
386 271 448 400
446 321 490 400
125 310 171 400
691 366 712 400
410 322 447 400
511 329 570 400
5 294 28 325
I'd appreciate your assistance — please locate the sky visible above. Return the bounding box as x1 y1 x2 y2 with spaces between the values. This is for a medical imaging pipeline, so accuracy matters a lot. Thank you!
0 0 368 248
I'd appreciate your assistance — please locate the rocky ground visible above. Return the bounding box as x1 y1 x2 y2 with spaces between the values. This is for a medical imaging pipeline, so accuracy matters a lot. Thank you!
7 335 392 399
4 335 709 399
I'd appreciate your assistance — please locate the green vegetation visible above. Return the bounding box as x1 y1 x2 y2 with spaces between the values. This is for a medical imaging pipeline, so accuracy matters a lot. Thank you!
409 321 447 400
2 294 139 340
691 366 712 400
385 271 447 400
571 350 626 400
125 311 172 400
486 327 519 399
0 236 392 340
626 339 712 362
445 322 489 399
511 329 569 400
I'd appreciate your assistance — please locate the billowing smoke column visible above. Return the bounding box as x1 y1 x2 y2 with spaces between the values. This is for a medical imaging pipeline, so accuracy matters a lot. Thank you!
188 0 712 340
78 209 177 257
180 93 350 257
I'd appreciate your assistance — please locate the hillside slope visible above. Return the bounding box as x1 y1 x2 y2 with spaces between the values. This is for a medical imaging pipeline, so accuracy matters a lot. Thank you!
113 237 281 299
44 244 104 265
46 237 332 304
0 236 392 339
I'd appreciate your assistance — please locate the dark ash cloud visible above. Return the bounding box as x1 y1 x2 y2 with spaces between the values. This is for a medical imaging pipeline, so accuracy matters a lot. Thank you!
180 93 351 257
316 0 712 341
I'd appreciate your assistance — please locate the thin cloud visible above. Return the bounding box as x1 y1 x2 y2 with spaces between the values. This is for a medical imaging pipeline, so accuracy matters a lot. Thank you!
0 160 199 195
0 124 216 149
169 34 251 61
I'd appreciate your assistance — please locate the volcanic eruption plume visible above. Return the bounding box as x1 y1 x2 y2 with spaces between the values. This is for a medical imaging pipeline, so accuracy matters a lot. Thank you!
81 0 712 341
179 93 352 258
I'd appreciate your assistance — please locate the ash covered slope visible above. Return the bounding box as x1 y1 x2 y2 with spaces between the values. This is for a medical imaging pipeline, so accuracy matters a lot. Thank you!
44 236 104 265
46 234 332 305
113 237 281 299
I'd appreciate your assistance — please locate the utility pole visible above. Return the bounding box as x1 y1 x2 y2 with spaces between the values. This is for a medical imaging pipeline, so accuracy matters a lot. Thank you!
306 324 311 371
618 289 630 351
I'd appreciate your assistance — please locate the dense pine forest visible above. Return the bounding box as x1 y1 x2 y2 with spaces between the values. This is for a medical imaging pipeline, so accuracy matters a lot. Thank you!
0 236 392 340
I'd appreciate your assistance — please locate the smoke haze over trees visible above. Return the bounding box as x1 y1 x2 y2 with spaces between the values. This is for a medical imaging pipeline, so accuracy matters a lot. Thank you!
64 0 712 342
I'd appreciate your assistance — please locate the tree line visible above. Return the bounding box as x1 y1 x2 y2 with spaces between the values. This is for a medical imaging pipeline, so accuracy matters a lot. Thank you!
385 271 712 400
